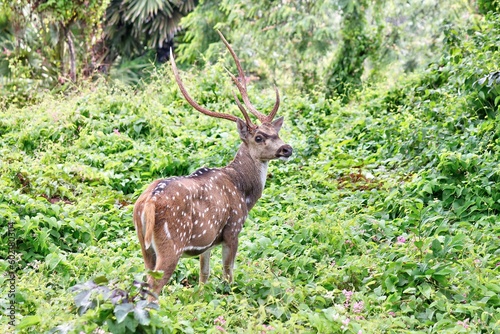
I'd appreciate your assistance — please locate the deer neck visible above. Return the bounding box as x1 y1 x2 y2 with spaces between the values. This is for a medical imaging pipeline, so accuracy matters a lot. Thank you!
224 144 269 210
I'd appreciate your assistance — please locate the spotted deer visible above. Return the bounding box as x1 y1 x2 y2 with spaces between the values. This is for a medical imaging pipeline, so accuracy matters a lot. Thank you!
133 32 293 298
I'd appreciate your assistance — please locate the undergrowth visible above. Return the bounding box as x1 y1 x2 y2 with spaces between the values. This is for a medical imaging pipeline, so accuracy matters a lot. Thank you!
1 13 500 334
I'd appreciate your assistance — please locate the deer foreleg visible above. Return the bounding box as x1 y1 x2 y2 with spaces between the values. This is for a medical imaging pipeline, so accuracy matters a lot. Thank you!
199 250 211 283
222 239 238 283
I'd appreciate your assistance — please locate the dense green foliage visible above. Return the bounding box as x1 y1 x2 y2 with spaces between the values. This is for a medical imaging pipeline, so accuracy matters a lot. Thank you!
1 0 469 107
177 0 466 98
1 3 500 334
103 0 197 61
0 0 195 104
0 0 108 105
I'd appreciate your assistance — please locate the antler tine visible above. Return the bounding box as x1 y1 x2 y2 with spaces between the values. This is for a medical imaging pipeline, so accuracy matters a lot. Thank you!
217 31 282 124
232 91 256 129
222 64 264 123
264 85 280 123
217 30 247 90
170 48 239 123
217 30 270 123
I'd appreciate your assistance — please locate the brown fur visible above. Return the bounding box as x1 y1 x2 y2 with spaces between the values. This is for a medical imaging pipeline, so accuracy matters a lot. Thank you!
134 119 292 298
135 32 293 299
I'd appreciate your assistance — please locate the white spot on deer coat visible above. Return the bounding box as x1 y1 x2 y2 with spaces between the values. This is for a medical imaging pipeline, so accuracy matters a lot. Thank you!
164 223 171 239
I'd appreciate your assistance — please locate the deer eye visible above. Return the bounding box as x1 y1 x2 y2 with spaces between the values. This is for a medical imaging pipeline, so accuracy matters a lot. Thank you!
255 135 264 143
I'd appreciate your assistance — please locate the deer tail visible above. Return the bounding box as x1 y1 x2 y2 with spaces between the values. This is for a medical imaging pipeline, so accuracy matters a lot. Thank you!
143 201 156 250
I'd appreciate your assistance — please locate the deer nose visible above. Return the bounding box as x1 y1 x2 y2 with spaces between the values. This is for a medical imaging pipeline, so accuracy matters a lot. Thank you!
277 144 293 158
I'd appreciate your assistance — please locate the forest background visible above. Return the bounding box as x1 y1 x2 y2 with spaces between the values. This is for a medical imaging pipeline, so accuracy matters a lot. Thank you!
1 0 500 333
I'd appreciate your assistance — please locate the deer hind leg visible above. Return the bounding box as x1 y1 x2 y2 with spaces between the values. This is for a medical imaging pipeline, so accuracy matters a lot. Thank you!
148 238 181 298
222 238 238 283
140 244 156 271
199 250 211 284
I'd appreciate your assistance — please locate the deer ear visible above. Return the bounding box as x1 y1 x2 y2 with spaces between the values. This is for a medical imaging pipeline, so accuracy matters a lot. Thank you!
271 116 284 132
236 118 250 141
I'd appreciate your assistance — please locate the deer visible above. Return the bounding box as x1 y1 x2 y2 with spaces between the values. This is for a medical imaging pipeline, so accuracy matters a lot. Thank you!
133 31 293 298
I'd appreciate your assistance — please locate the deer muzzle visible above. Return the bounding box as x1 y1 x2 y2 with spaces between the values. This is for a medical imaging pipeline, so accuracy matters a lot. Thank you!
276 144 293 160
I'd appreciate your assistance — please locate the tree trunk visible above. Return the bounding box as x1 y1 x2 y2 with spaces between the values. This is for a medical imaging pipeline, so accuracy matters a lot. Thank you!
66 29 76 82
58 27 65 78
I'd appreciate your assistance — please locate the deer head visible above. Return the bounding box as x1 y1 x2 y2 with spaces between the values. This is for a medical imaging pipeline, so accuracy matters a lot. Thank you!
171 31 292 160
133 31 292 299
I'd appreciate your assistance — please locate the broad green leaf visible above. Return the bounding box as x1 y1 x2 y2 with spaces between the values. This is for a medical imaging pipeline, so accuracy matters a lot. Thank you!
94 275 109 284
114 303 134 323
134 304 150 325
430 239 442 256
418 283 433 299
45 252 61 270
17 315 41 329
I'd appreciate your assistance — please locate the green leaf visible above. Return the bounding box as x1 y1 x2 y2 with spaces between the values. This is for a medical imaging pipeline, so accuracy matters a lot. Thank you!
422 182 433 194
430 239 442 256
432 268 453 286
45 252 61 270
484 283 500 293
403 287 416 294
134 301 151 325
384 276 398 292
74 289 95 315
17 315 41 329
147 270 164 280
418 283 433 299
94 275 109 284
114 303 134 323
74 289 91 308
106 318 128 334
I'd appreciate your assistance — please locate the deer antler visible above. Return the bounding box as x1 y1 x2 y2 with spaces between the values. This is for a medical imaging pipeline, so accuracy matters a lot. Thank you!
170 48 255 127
217 30 280 124
268 85 280 123
232 91 255 129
